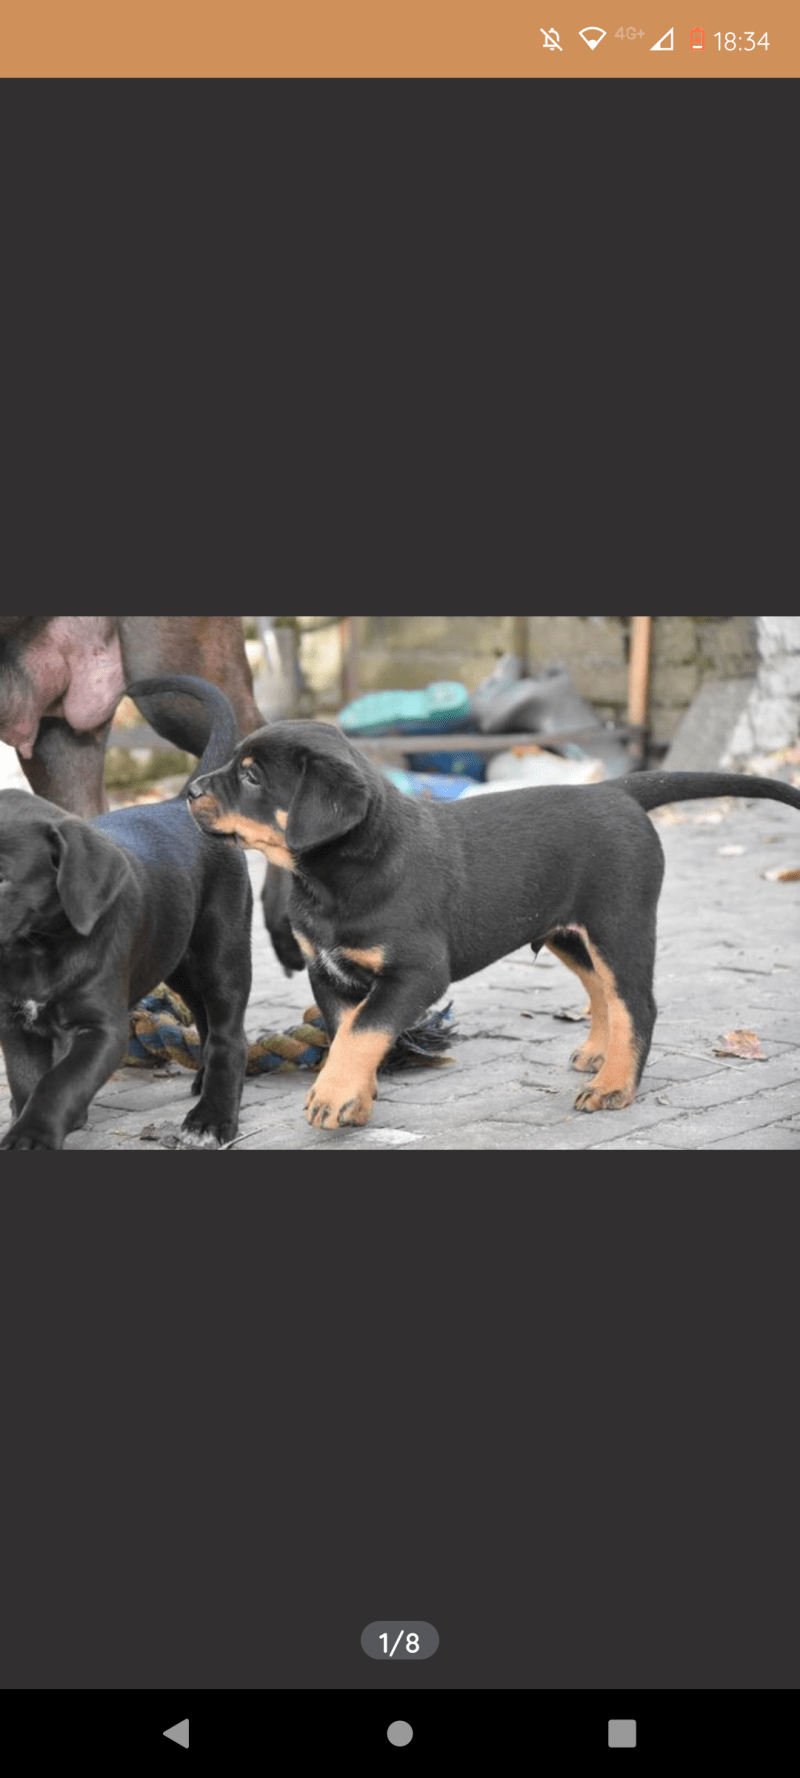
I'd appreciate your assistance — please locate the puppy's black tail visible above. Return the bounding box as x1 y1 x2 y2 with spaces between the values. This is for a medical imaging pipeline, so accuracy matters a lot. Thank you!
124 674 240 786
384 1004 457 1069
616 771 800 815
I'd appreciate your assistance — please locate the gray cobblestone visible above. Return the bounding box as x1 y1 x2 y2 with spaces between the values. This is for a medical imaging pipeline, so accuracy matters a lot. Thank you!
696 1121 800 1151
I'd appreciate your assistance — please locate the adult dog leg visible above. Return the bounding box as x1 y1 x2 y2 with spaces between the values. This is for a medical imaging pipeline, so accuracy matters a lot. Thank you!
21 719 111 818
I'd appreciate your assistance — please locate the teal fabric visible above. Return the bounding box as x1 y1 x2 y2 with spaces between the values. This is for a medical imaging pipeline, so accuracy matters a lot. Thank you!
339 682 472 737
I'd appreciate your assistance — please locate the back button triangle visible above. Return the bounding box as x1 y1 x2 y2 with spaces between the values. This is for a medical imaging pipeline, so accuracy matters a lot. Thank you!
164 1720 190 1749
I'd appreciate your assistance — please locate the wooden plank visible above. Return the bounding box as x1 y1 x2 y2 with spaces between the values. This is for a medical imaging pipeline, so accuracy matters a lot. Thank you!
353 726 631 762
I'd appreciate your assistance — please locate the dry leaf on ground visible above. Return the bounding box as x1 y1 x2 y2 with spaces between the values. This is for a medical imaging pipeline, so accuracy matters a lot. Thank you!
714 1030 766 1061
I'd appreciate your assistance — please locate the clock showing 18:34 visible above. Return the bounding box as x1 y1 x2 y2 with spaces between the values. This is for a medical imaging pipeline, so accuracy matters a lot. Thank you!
715 32 770 50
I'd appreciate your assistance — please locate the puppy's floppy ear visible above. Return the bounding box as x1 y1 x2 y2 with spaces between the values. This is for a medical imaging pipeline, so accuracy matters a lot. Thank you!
54 821 130 936
286 754 372 852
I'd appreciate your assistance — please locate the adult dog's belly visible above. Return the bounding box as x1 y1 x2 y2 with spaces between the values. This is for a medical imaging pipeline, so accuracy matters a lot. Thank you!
2 617 125 757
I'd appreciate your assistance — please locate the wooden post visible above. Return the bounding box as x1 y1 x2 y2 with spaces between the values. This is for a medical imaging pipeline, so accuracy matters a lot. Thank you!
341 617 359 705
628 616 653 768
514 615 529 673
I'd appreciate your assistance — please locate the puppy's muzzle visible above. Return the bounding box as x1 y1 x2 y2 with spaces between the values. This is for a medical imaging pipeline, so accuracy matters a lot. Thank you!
187 786 226 833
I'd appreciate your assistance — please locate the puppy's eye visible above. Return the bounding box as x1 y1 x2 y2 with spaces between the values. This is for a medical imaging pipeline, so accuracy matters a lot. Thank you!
240 766 260 788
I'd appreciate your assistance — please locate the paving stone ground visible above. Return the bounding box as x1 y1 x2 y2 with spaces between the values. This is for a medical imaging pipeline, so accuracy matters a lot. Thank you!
1 796 798 1152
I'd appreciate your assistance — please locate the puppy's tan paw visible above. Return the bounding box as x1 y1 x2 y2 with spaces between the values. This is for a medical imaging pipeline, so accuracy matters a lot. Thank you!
304 1075 377 1130
574 1084 637 1113
571 1044 605 1075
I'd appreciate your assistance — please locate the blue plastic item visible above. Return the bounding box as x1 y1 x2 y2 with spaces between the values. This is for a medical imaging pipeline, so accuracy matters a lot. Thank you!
340 682 472 738
384 768 479 802
407 750 487 781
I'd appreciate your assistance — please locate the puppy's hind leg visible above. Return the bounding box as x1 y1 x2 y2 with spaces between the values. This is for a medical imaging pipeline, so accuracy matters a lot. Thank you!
546 932 609 1077
173 940 252 1150
570 922 657 1113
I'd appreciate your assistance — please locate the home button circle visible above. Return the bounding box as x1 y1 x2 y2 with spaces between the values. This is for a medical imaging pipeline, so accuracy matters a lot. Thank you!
387 1722 414 1747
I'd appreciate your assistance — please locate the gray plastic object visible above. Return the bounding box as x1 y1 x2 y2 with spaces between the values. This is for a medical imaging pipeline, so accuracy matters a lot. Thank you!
473 664 602 736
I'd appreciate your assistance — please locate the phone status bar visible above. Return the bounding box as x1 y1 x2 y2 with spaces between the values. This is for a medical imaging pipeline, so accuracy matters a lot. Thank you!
526 11 800 74
1 2 797 77
539 25 771 56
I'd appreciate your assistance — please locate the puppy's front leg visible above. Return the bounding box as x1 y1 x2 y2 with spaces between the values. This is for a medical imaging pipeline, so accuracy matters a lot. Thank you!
1 1017 128 1151
304 965 448 1133
0 1027 55 1124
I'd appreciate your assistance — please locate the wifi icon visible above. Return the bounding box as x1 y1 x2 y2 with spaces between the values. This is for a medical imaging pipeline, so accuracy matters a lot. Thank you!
579 26 607 49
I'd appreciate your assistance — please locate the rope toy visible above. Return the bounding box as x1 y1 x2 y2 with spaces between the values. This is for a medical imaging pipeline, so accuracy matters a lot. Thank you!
128 987 455 1076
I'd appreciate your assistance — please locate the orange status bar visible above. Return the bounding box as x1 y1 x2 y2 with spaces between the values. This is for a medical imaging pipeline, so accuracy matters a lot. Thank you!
2 2 799 78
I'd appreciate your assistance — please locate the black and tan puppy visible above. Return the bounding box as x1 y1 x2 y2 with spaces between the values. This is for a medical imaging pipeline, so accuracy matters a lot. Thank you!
0 676 252 1151
188 721 800 1133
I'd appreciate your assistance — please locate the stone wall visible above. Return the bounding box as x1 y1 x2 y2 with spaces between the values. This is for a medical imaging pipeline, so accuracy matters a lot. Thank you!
301 615 758 747
728 616 800 757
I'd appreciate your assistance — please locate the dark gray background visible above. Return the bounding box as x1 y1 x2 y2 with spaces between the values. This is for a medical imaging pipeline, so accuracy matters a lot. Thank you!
0 1171 796 1694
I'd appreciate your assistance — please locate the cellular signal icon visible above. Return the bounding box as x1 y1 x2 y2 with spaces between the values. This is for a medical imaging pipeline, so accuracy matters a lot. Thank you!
579 26 607 50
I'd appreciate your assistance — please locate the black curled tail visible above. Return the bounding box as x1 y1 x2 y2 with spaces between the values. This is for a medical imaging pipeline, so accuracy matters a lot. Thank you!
617 771 800 816
124 674 240 785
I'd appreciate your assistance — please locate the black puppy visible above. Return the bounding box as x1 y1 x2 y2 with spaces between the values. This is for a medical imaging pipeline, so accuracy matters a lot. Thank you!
187 721 800 1133
0 676 252 1151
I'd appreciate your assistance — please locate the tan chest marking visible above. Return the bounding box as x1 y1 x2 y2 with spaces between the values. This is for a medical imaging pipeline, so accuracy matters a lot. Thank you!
291 938 386 979
210 812 296 872
339 945 385 973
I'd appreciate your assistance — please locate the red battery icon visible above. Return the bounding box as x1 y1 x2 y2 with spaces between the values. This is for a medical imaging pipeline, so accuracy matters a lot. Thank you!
690 27 705 49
